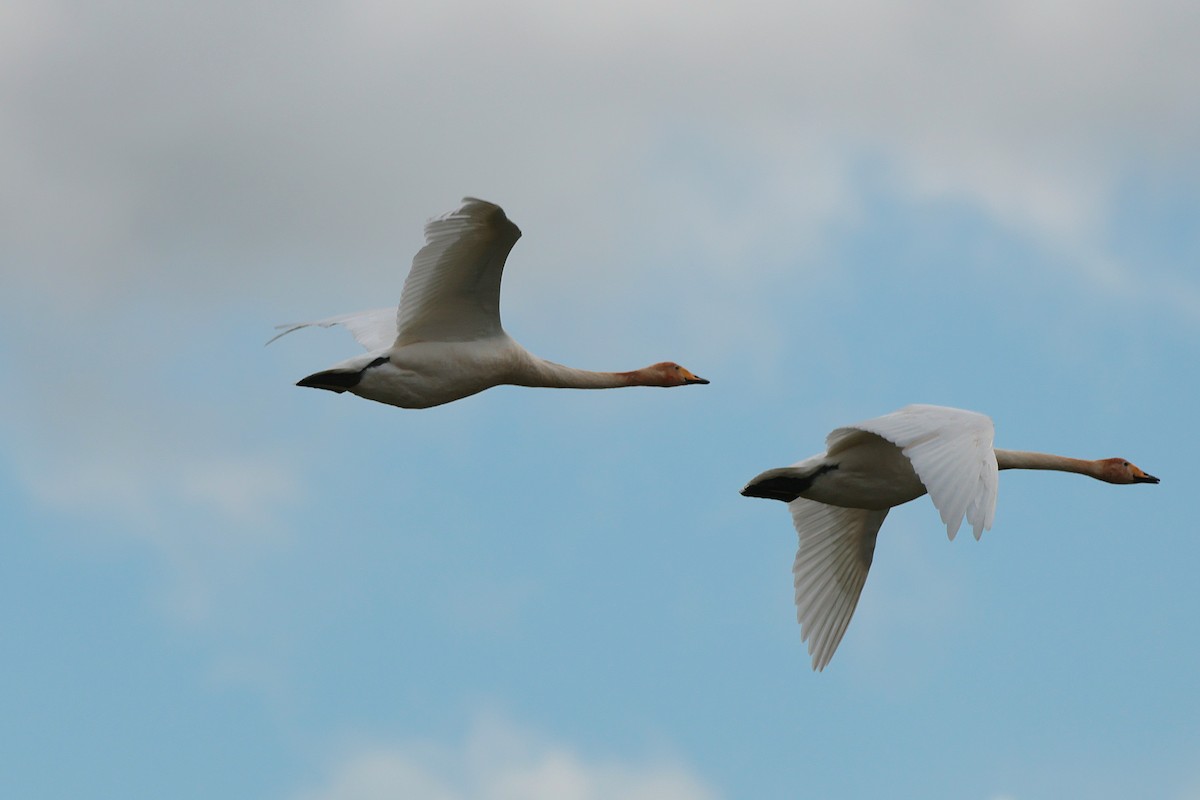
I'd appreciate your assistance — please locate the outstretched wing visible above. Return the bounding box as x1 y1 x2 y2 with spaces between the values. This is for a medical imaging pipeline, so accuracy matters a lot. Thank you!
789 499 889 671
267 307 398 352
833 404 998 540
394 197 522 345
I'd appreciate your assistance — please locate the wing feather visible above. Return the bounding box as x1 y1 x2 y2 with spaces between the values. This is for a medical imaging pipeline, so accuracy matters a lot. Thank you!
842 404 999 540
267 307 397 352
394 197 522 345
789 499 889 671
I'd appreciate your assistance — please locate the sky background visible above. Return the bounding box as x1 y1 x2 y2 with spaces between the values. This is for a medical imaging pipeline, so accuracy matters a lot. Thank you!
3 1 1199 798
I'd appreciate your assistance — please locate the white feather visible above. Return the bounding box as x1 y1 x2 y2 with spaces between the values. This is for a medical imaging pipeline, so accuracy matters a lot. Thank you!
789 499 888 671
395 197 521 345
843 404 998 540
267 307 397 351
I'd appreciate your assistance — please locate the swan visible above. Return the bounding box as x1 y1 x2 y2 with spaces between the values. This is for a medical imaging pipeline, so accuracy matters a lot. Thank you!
270 197 708 409
740 404 1158 671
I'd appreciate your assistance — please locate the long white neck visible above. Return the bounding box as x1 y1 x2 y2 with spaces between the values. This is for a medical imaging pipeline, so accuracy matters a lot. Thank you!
994 449 1100 478
513 357 641 390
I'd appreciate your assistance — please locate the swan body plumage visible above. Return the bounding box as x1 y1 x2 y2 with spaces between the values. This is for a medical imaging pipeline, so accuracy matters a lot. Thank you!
742 404 1158 670
271 198 707 409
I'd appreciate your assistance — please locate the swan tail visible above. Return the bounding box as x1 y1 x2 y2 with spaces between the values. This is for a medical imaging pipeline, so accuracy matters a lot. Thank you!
296 355 389 393
296 369 361 393
741 464 837 503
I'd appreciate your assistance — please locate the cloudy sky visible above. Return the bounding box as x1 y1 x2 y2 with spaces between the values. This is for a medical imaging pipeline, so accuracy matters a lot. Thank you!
4 1 1199 798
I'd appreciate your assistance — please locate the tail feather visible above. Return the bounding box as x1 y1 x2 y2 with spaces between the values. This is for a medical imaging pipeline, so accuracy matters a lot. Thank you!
742 471 808 502
741 463 838 503
296 355 388 394
296 369 362 393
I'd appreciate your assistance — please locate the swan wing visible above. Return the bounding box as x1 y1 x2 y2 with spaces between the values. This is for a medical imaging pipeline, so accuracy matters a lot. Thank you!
394 197 523 345
789 499 888 671
267 307 398 351
832 404 998 540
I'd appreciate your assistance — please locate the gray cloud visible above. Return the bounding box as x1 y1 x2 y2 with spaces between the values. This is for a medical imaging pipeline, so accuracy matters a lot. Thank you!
6 0 1196 313
3 0 1196 578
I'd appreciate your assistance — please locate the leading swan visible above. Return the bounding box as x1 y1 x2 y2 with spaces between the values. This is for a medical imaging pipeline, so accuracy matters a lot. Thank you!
271 197 708 409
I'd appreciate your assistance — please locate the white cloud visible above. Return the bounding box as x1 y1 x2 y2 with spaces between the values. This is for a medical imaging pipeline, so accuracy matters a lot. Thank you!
0 299 301 623
2 0 1194 633
295 716 719 800
16 441 297 537
8 417 299 623
3 360 298 544
3 0 1195 575
2 0 1196 576
3 0 1196 319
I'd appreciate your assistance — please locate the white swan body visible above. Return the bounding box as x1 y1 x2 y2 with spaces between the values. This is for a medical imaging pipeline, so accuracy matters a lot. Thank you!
313 336 524 409
270 198 707 409
742 404 1158 670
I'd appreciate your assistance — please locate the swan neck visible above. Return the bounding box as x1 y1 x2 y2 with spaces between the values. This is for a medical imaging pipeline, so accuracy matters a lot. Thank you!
517 357 635 389
994 449 1097 477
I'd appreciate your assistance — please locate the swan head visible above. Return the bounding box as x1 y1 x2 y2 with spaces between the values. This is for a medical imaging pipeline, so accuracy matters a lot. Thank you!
1096 458 1159 484
644 362 709 387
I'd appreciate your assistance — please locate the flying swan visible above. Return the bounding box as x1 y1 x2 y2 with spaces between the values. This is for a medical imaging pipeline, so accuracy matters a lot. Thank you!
270 197 708 409
740 404 1158 670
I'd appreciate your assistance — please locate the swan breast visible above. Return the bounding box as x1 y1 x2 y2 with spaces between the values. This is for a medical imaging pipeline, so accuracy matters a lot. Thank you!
353 337 526 409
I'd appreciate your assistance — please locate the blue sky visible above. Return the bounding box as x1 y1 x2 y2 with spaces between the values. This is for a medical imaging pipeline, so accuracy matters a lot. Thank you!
3 1 1199 798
